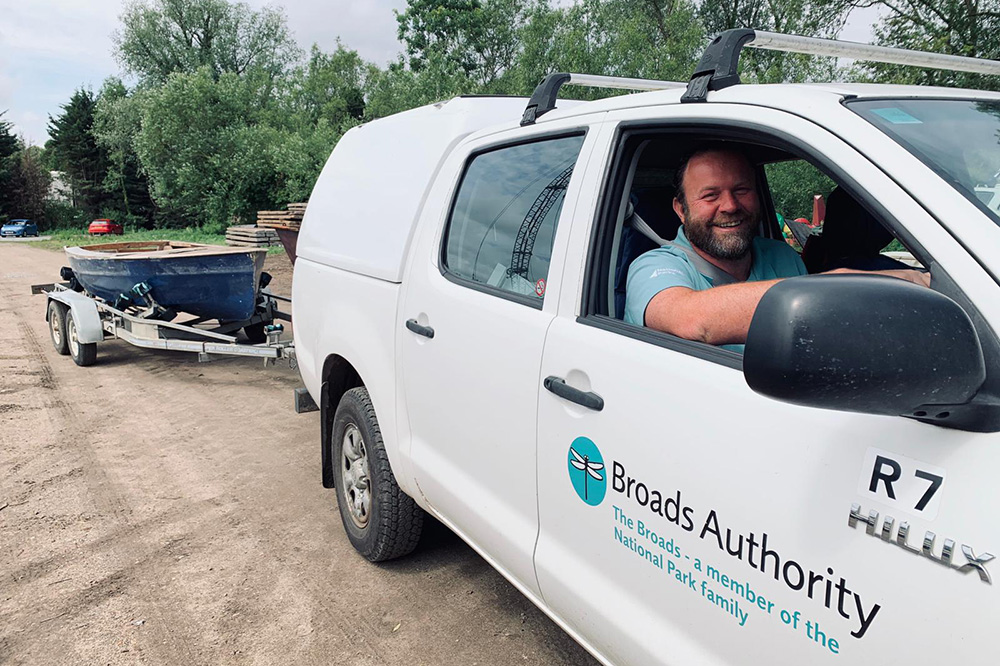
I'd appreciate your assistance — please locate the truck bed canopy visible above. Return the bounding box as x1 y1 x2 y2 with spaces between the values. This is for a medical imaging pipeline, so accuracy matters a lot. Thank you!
298 96 548 283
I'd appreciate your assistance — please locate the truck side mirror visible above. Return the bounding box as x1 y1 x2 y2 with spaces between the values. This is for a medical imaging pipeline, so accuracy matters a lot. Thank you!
744 275 989 426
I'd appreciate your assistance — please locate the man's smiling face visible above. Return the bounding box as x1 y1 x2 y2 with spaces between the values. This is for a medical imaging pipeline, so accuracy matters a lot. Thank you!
673 150 761 261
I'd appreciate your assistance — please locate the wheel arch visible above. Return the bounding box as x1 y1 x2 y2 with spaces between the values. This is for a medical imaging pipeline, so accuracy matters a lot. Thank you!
320 353 364 488
47 291 103 343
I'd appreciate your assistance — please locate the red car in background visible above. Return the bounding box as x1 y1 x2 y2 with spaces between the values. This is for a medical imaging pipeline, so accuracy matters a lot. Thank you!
88 219 123 235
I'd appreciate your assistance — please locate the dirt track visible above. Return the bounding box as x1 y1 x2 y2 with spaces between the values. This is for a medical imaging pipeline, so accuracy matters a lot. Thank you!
0 243 597 665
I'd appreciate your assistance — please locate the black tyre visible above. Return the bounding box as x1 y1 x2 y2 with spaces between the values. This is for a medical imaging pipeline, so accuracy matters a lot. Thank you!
332 387 423 562
47 300 70 356
243 321 268 343
66 316 97 367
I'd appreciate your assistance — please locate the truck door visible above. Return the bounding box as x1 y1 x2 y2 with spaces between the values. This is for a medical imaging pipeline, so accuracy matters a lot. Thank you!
399 120 600 594
533 106 1000 664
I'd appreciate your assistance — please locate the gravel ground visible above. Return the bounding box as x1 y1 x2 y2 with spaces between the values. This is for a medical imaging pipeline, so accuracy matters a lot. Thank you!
0 243 598 666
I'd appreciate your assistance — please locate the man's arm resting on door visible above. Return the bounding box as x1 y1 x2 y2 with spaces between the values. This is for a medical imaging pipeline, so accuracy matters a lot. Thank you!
643 280 782 346
643 269 931 346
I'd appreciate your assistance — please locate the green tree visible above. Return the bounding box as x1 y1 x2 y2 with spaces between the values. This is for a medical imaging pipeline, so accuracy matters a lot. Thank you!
284 44 370 128
6 146 52 225
0 111 20 219
396 0 530 89
698 0 848 83
0 111 17 158
264 44 375 204
363 53 478 119
511 0 704 97
47 89 109 216
766 160 836 221
826 0 1000 89
93 78 157 226
269 119 352 205
115 0 300 85
135 67 281 228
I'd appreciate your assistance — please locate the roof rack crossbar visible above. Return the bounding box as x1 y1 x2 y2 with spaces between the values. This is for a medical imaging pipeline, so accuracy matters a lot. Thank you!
682 29 1000 103
521 73 686 126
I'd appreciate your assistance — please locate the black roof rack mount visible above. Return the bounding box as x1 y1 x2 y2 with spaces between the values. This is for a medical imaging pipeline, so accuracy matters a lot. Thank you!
521 73 685 126
682 28 1000 103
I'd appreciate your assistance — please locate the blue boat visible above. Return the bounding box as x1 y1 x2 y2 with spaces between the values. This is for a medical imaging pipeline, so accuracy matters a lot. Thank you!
65 241 267 321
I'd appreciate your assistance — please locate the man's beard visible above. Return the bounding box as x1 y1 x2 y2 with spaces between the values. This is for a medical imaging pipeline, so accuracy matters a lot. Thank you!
683 209 757 261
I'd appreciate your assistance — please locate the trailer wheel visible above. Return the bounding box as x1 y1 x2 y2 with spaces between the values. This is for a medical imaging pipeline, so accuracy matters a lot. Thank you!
66 316 97 367
332 387 423 562
47 300 70 356
243 322 267 344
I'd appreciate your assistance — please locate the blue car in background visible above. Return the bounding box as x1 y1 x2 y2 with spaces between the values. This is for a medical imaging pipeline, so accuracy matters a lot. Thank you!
1 219 39 237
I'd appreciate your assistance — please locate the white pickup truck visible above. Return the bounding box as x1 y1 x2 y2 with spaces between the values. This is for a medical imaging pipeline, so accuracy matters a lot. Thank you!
292 30 1000 665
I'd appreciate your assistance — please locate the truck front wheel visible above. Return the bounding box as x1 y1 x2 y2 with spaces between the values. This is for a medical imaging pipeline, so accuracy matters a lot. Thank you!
332 387 423 562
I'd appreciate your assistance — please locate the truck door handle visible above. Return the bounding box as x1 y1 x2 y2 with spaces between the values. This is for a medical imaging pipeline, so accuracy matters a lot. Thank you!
544 376 604 411
405 319 435 339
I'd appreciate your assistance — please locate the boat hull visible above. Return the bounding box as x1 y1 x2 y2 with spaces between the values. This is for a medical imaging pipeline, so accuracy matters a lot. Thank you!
274 227 298 265
66 243 266 321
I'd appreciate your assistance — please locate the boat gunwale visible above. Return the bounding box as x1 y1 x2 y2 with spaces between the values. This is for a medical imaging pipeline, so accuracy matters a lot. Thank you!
65 241 268 261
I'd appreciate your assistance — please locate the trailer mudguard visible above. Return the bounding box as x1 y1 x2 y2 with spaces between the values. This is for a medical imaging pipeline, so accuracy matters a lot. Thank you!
48 291 103 343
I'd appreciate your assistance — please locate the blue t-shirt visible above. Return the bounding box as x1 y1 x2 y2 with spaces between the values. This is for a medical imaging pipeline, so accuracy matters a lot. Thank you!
625 227 807 352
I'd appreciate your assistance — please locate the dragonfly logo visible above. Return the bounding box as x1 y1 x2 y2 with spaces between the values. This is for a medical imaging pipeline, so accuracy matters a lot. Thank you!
568 437 606 506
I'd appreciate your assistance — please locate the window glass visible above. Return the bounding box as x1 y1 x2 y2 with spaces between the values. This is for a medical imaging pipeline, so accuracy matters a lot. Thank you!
849 98 1000 227
444 134 585 300
764 159 835 252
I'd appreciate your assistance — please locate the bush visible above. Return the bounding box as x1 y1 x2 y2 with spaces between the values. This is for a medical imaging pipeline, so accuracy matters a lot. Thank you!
44 202 89 231
200 220 228 235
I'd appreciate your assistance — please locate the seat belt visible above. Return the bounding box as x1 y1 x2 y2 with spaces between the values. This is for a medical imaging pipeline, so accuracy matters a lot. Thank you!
629 210 739 287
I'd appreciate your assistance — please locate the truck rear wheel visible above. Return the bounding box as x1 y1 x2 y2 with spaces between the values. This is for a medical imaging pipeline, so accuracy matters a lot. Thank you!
332 387 423 562
48 300 70 356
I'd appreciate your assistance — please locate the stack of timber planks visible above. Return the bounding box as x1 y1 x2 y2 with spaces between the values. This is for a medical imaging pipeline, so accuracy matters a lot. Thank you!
225 225 280 247
255 202 306 230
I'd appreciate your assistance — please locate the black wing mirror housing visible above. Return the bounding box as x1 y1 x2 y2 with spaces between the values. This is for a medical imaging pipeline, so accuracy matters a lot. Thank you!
744 275 996 431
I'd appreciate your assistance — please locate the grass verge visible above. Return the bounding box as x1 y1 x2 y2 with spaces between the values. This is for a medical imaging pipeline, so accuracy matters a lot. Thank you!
30 229 286 255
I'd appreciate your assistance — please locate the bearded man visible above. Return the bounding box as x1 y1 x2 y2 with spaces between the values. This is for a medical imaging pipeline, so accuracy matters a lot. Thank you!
624 146 927 352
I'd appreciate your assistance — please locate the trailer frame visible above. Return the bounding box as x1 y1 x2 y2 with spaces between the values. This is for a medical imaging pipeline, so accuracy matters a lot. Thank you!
32 281 296 367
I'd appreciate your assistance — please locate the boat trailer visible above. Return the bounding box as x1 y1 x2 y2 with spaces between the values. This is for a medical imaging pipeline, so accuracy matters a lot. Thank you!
31 281 296 368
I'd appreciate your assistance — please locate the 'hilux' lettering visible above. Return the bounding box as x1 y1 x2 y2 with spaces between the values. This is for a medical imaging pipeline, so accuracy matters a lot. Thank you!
848 503 994 583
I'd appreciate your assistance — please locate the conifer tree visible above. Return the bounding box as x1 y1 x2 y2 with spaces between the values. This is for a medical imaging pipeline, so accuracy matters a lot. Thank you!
0 111 20 219
47 89 109 216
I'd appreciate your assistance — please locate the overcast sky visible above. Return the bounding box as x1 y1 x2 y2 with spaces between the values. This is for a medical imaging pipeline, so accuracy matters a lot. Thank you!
0 0 408 146
0 1 879 147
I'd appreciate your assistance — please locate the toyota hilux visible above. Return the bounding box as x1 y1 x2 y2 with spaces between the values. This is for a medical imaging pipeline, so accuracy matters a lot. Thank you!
292 29 1000 665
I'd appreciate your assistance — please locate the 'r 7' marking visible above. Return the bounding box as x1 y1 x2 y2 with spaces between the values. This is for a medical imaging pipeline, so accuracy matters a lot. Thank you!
914 470 944 511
